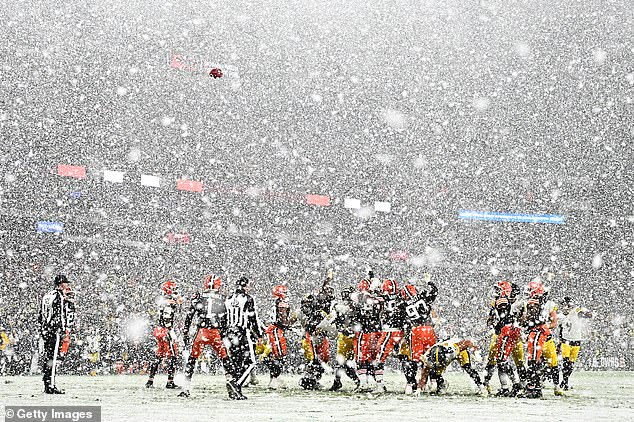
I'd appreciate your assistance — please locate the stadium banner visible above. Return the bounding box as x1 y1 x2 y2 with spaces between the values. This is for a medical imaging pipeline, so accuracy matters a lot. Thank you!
306 194 331 206
374 201 392 213
103 170 124 183
176 179 203 192
389 250 409 261
458 210 565 224
344 198 361 209
36 221 64 234
57 164 86 179
140 174 161 188
165 232 191 244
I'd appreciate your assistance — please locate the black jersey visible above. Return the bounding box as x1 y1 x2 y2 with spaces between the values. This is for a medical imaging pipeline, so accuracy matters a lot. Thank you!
404 282 438 326
39 289 68 335
315 290 334 315
488 296 516 334
300 296 326 335
157 296 180 329
184 290 227 334
523 296 556 330
272 298 292 329
225 290 263 337
380 293 408 331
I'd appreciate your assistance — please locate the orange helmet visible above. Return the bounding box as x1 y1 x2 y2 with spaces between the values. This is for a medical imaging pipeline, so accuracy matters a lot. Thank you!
161 280 178 296
382 279 399 295
497 281 512 298
203 274 222 291
400 284 418 301
526 279 545 298
358 278 370 292
272 285 288 299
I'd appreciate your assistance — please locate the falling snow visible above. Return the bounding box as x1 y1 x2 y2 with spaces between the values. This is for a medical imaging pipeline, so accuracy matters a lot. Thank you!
0 0 633 420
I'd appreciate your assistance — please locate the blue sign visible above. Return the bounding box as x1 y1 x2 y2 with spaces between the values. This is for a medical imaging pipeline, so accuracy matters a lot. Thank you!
69 191 82 199
458 210 565 224
36 221 65 233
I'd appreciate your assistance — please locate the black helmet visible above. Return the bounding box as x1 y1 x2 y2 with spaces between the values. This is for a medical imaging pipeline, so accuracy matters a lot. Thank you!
236 276 249 288
341 287 354 301
301 294 314 306
54 274 69 286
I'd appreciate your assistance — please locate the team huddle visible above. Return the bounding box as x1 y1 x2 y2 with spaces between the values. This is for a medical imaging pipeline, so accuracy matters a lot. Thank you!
37 271 592 400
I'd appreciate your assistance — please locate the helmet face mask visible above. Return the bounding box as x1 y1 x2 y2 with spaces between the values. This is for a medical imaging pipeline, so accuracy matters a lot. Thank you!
561 296 572 314
525 279 545 299
400 284 417 301
369 278 382 292
162 281 178 296
341 287 354 302
301 294 314 314
204 275 222 292
358 279 370 292
496 281 512 298
382 279 399 296
272 285 288 300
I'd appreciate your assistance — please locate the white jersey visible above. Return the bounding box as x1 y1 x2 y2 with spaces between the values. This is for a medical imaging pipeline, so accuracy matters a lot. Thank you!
544 300 558 325
559 307 592 341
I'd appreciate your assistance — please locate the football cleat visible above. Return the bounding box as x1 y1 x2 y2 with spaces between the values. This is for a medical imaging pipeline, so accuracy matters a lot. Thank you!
165 381 180 389
329 379 343 391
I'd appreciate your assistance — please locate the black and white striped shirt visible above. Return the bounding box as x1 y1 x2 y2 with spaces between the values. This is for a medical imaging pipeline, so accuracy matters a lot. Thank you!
39 289 67 334
225 291 263 337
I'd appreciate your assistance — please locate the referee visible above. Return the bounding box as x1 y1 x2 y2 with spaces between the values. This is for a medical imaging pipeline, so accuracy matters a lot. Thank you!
38 274 71 394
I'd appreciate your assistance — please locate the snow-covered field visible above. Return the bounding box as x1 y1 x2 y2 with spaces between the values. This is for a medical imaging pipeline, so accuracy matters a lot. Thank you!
2 371 633 421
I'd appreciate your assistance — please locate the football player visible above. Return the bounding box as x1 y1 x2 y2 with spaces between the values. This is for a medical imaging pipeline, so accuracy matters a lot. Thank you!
354 275 384 392
179 275 230 397
374 279 408 392
558 296 593 390
521 278 562 398
264 284 296 389
329 287 361 391
418 339 482 395
146 280 182 389
401 278 438 391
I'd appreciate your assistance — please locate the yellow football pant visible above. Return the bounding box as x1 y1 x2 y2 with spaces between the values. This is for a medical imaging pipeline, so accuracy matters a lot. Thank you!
561 342 581 363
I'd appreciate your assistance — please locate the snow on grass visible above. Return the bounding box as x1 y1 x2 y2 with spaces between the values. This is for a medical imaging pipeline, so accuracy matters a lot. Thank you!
1 372 633 421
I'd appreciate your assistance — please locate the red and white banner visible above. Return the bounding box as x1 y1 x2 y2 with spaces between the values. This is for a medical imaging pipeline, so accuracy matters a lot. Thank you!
306 194 331 206
165 232 191 244
57 164 86 179
176 179 203 192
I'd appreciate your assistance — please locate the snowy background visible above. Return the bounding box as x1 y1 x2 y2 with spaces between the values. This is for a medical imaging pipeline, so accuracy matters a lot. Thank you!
0 0 633 392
